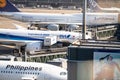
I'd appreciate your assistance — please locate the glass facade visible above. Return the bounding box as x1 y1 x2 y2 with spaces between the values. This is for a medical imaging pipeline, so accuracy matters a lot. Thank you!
9 0 84 7
10 0 120 8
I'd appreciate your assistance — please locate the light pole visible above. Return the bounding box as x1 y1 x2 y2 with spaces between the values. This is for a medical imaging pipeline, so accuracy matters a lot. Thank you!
82 0 87 40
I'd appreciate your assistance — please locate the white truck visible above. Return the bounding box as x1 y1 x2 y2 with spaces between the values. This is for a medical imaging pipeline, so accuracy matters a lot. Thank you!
44 36 57 46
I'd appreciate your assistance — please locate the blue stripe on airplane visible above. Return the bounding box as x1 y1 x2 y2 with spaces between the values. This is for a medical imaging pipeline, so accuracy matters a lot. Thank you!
0 33 44 41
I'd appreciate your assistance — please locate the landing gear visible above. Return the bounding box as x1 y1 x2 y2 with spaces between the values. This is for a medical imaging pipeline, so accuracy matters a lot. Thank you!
12 49 20 57
12 49 21 61
12 45 28 61
20 46 28 62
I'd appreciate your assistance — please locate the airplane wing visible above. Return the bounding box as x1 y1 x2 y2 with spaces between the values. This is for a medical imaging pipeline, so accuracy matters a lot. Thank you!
29 21 119 28
28 21 83 25
12 23 27 30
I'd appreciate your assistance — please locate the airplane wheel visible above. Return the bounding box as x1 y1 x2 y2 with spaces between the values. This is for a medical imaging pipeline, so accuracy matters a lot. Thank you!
13 49 20 57
13 49 19 53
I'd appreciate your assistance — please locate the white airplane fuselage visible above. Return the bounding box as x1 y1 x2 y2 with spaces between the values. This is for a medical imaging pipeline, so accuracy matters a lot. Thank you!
0 61 67 80
0 27 91 54
0 12 119 25
0 28 83 43
0 0 119 27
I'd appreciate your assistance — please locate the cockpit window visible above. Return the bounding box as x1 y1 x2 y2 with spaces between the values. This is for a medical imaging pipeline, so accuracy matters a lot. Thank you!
60 72 67 75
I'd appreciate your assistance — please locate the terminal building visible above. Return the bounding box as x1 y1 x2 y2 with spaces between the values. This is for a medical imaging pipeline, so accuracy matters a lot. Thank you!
10 0 120 8
10 0 84 8
68 41 120 80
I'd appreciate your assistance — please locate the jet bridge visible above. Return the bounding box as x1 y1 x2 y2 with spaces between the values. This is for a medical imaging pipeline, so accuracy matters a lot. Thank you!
13 46 67 62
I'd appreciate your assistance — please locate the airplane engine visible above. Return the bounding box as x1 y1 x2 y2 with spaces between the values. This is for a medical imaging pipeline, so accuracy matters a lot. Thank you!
25 42 43 54
47 24 59 31
67 24 79 31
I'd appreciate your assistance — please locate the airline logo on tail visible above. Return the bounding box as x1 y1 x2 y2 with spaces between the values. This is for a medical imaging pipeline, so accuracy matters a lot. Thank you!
0 0 6 8
0 0 20 12
88 0 101 12
89 0 97 8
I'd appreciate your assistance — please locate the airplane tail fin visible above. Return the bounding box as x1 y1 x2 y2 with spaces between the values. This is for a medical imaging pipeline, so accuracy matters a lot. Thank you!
0 0 20 12
88 0 101 12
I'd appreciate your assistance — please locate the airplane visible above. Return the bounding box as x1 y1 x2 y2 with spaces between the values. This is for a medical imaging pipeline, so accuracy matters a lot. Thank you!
0 61 67 80
88 0 120 12
0 0 119 28
0 27 91 54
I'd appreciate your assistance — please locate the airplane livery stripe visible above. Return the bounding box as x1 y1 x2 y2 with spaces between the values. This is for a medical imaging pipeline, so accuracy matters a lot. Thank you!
0 33 44 41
